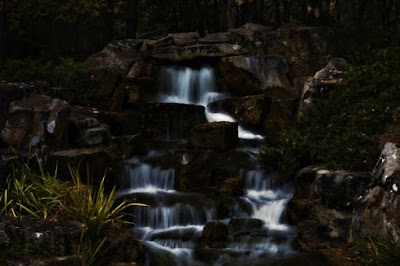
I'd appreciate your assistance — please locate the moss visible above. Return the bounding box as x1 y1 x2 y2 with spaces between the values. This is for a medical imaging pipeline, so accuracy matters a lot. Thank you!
259 47 400 173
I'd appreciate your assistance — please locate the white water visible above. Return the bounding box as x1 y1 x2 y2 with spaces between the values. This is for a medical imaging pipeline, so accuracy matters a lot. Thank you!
121 65 295 265
157 65 264 140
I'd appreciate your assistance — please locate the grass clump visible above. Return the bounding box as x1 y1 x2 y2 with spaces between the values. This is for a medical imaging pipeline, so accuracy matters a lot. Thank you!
356 236 400 266
0 154 146 264
259 47 400 173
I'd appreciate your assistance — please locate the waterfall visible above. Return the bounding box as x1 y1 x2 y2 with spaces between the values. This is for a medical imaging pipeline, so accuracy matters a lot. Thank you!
158 65 264 140
118 65 300 265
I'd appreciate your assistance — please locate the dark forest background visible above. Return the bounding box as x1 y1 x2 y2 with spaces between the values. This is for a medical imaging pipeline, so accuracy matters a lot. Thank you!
0 0 399 61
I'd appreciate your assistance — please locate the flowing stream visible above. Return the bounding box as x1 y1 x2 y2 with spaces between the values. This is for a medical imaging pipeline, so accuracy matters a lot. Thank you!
119 65 303 265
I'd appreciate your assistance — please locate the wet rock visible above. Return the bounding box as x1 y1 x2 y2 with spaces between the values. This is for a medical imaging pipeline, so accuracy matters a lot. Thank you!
228 218 264 233
104 230 146 264
218 178 244 197
144 43 247 62
209 95 298 132
353 142 400 240
109 134 147 158
174 149 256 192
99 111 142 136
218 56 295 98
1 216 85 255
1 95 70 150
298 57 347 116
202 221 228 243
109 59 160 110
188 122 238 151
84 40 141 106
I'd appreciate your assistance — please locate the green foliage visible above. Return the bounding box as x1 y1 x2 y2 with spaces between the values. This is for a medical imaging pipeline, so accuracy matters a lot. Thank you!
0 154 146 236
360 236 400 266
0 58 89 89
0 57 100 106
259 47 400 172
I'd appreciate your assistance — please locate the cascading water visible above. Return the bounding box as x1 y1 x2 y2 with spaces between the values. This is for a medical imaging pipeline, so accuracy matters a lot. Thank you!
120 65 300 265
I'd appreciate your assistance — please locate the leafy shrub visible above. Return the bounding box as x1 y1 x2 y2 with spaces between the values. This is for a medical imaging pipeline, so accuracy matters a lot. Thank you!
259 47 400 172
0 58 97 106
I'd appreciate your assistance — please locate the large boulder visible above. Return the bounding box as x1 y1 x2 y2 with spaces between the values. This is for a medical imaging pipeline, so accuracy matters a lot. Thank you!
353 142 400 240
288 165 372 262
298 57 347 116
266 25 334 80
218 55 295 98
84 40 142 106
1 95 70 150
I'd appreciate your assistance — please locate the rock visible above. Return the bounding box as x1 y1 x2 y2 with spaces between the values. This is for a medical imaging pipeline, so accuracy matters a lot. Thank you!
77 125 110 146
0 150 14 189
208 95 298 132
353 142 400 240
47 147 115 183
103 230 146 264
202 221 228 243
99 111 142 136
218 56 294 98
227 23 274 55
288 164 371 256
298 57 347 116
266 25 334 79
1 95 70 150
84 40 141 105
109 134 147 158
1 216 85 255
228 218 264 233
174 149 256 192
291 165 371 209
188 122 238 151
144 43 247 62
218 178 244 196
0 82 41 130
199 33 230 44
168 32 200 40
135 103 207 140
144 36 173 48
169 32 199 47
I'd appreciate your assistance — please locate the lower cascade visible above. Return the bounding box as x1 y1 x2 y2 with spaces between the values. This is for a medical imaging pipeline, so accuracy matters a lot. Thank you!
118 66 305 265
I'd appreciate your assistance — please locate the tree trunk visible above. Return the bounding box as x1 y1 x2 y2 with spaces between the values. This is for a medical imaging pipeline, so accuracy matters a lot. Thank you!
273 0 280 26
103 0 115 44
127 0 138 38
219 0 228 31
0 0 7 63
